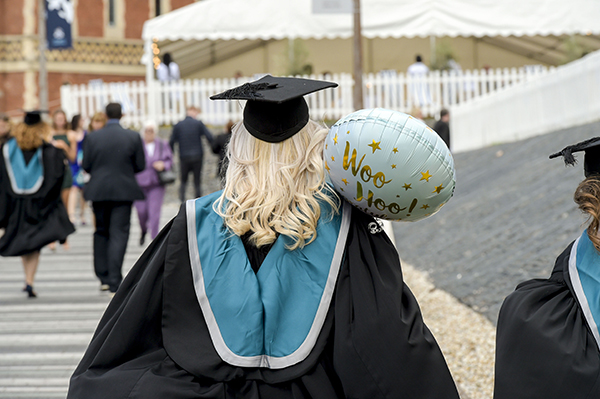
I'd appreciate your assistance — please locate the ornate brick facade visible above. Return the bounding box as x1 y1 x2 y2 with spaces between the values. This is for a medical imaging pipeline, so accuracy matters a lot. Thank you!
1 0 195 115
125 0 150 39
0 40 24 63
46 40 145 65
0 73 25 114
76 0 104 37
0 0 26 35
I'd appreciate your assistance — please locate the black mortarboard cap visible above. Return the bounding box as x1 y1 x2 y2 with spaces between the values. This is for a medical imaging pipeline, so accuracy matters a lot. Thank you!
210 75 337 143
23 110 47 126
549 137 600 177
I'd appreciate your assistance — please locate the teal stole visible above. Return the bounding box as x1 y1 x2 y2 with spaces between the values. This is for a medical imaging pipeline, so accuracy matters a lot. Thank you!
186 191 351 369
569 230 600 350
2 138 44 194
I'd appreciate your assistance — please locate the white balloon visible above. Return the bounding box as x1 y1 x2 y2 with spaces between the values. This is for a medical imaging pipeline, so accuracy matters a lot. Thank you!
324 108 455 222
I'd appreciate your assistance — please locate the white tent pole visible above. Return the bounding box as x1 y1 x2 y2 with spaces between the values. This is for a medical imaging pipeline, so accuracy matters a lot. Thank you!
353 0 364 110
38 0 48 111
145 37 158 124
288 37 294 71
430 36 436 68
145 37 154 85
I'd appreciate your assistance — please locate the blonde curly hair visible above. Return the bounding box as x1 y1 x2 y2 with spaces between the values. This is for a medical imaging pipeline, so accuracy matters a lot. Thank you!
574 176 600 251
12 121 50 151
214 120 339 250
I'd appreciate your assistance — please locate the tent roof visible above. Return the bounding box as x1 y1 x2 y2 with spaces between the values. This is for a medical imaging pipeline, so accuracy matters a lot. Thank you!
142 0 600 42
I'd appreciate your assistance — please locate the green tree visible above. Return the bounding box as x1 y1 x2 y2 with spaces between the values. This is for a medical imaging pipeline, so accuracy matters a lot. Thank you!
283 39 313 76
561 35 591 65
430 40 458 71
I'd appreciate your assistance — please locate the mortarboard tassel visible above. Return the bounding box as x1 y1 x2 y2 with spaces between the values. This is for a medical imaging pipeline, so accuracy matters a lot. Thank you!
550 137 600 166
562 149 577 166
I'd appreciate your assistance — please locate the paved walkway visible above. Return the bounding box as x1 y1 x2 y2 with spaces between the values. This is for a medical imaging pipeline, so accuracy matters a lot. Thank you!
0 130 220 398
0 205 179 399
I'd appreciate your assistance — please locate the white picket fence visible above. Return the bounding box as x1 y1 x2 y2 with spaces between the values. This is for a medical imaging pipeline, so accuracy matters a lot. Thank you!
60 67 553 129
452 51 600 153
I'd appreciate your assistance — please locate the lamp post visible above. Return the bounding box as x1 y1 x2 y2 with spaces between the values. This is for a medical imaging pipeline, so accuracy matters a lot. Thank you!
38 0 48 111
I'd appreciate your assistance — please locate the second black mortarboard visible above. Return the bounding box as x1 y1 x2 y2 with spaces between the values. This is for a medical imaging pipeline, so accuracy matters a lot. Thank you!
23 110 48 126
210 75 337 143
550 137 600 177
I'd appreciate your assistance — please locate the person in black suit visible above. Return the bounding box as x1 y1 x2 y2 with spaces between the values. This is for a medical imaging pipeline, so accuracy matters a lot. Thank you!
83 103 145 293
169 106 213 201
433 108 451 149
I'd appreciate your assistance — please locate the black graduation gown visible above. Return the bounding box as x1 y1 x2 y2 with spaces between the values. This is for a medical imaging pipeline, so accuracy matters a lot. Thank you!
0 141 75 256
495 241 600 399
67 199 459 399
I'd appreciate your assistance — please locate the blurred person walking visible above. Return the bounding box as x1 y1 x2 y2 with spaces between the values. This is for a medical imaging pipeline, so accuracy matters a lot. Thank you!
83 103 145 294
169 106 213 201
134 120 173 245
409 106 424 121
407 54 431 107
68 114 89 225
82 112 107 228
407 54 430 75
49 109 77 250
0 114 11 240
88 112 107 133
211 120 233 183
434 108 451 149
0 113 12 146
157 53 180 83
0 111 75 297
157 53 181 110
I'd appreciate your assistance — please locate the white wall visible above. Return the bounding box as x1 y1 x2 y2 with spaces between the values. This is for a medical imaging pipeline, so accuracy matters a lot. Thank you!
451 50 600 153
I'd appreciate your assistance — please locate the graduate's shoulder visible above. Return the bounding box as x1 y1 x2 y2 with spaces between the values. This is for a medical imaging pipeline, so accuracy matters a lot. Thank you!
180 191 223 222
170 191 224 242
498 241 576 328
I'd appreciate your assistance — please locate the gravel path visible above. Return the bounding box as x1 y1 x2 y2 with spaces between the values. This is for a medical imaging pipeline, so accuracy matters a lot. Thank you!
402 262 495 399
393 120 600 323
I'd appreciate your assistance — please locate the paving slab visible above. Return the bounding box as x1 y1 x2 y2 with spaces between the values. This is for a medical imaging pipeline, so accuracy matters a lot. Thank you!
0 204 179 398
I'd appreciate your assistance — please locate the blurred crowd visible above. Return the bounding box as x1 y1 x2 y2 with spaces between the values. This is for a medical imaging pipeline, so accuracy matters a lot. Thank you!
0 105 233 298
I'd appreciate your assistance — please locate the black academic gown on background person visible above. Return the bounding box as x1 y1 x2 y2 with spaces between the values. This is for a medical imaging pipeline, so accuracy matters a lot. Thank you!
0 140 75 256
67 191 460 399
495 237 600 399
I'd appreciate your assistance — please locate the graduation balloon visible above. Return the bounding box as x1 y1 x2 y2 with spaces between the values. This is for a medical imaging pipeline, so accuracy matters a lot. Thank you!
324 108 455 222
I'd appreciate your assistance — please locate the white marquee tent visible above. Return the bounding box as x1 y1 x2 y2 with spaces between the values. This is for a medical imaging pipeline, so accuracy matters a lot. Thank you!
142 0 600 80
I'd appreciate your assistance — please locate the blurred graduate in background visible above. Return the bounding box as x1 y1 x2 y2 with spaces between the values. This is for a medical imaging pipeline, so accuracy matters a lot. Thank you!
0 111 75 297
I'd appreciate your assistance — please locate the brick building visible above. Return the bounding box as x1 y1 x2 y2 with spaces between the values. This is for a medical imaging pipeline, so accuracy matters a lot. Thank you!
0 0 196 115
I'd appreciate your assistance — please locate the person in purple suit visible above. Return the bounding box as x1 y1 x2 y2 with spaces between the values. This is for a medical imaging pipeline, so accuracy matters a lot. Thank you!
134 120 173 245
